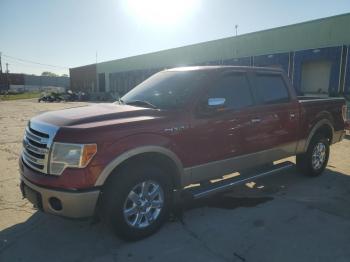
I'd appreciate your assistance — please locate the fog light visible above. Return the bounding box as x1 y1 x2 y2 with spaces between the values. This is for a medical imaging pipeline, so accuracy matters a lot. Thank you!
49 197 62 211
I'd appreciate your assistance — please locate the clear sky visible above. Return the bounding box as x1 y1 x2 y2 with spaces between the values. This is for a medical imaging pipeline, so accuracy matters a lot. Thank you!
1 0 350 76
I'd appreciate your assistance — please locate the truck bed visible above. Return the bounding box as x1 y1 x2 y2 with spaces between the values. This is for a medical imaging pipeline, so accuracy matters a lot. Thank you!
297 96 345 103
297 96 346 141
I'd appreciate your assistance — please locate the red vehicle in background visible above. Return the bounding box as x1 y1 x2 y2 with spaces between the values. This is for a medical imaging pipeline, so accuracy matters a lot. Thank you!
19 66 347 240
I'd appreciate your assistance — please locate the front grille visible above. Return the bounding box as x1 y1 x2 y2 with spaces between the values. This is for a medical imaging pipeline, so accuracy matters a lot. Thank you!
22 121 58 175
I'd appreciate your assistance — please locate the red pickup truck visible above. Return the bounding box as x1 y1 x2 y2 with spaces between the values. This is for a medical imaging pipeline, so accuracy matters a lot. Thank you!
20 66 347 240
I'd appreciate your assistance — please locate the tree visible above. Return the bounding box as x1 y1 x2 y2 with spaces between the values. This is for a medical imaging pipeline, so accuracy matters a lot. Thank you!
41 71 58 77
61 74 68 77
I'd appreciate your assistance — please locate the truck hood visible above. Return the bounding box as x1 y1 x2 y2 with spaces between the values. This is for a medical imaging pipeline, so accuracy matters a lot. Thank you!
32 103 159 128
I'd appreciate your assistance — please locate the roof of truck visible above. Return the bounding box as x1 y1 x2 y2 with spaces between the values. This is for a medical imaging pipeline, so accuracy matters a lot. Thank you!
166 66 284 73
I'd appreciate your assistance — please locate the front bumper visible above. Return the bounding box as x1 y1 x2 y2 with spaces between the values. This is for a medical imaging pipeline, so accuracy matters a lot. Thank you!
20 175 100 218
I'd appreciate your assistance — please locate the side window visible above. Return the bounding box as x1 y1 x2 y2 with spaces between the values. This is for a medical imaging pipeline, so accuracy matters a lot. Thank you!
208 74 253 110
255 74 289 104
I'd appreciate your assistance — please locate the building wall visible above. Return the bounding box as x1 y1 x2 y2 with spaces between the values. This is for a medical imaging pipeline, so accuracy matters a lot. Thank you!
69 64 97 92
70 13 350 96
24 75 70 89
1 74 69 92
96 45 350 97
0 73 25 91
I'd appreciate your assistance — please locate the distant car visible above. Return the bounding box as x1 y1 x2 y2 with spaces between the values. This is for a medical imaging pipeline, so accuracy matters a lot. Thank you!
38 92 63 103
38 91 85 102
61 90 89 101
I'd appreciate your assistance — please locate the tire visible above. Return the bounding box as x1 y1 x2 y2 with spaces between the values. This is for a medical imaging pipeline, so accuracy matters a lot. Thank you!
101 163 172 241
296 133 330 176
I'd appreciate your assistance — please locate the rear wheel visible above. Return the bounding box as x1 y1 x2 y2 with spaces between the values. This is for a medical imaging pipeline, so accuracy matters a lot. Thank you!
101 164 172 241
296 133 330 176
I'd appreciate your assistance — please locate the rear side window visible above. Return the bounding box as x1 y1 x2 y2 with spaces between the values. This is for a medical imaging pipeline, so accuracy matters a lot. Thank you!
255 74 289 104
208 74 253 110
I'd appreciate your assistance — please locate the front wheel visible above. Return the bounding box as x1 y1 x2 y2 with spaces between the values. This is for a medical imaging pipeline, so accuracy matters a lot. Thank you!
296 133 330 176
101 164 172 241
123 180 165 229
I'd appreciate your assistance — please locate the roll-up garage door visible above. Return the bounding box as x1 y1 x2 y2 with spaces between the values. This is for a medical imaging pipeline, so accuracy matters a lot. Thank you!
301 60 332 96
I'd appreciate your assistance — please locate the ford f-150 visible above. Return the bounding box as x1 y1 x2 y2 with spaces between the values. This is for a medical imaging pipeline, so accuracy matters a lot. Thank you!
19 66 347 240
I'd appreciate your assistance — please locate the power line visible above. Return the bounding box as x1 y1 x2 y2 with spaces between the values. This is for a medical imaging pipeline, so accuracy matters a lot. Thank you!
2 58 66 70
2 53 69 69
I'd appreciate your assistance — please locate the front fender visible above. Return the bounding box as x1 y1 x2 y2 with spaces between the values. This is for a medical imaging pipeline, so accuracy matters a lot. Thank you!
94 133 185 187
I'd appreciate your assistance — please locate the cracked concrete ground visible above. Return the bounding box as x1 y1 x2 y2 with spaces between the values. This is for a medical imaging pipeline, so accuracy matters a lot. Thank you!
1 99 350 262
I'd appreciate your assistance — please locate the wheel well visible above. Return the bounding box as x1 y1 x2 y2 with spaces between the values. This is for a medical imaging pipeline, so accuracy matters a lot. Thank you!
315 124 333 142
104 152 181 190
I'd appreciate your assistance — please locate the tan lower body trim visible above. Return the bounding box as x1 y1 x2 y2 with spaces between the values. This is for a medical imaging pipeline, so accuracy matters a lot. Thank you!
185 143 297 185
296 129 345 154
21 176 100 218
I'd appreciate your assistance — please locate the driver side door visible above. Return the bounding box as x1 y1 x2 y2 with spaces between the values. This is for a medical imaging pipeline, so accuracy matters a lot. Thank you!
189 72 257 183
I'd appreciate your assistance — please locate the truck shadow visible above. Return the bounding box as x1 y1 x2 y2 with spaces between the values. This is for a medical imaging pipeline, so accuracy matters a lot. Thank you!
1 167 350 261
173 166 303 214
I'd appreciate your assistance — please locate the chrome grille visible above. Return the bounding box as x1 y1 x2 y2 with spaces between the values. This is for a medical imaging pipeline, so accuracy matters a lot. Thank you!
22 121 58 175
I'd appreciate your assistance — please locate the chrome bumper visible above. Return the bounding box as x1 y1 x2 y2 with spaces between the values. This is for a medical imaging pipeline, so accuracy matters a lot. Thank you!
20 176 100 218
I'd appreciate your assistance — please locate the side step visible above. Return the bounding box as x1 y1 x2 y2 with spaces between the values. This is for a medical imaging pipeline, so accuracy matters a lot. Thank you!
184 161 295 200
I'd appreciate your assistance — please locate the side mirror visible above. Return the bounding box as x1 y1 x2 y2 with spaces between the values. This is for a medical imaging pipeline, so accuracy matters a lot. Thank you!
198 98 226 116
197 97 227 117
208 98 226 107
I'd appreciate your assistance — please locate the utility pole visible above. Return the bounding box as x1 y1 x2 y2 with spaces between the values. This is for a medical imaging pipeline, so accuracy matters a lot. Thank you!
235 24 239 36
0 52 2 74
5 63 9 90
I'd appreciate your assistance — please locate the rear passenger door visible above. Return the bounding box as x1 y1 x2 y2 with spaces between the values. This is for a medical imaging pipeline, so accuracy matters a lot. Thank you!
249 72 299 157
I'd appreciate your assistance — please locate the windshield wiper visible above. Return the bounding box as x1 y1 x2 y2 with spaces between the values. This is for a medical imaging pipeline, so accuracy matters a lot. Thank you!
125 100 157 109
117 98 125 105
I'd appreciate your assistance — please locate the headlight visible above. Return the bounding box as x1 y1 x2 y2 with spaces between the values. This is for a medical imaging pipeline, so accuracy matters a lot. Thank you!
50 142 97 175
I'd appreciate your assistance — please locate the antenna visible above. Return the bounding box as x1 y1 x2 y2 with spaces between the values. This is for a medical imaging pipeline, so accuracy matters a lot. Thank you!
235 24 239 36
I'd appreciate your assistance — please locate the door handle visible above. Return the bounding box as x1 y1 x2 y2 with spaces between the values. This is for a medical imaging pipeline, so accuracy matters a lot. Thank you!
251 118 261 124
290 113 296 119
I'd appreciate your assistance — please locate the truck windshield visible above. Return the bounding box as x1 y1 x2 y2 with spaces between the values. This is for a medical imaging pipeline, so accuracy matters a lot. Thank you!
120 71 207 110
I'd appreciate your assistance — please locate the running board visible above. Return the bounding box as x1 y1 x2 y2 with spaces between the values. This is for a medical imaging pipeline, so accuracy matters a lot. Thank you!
185 161 295 200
